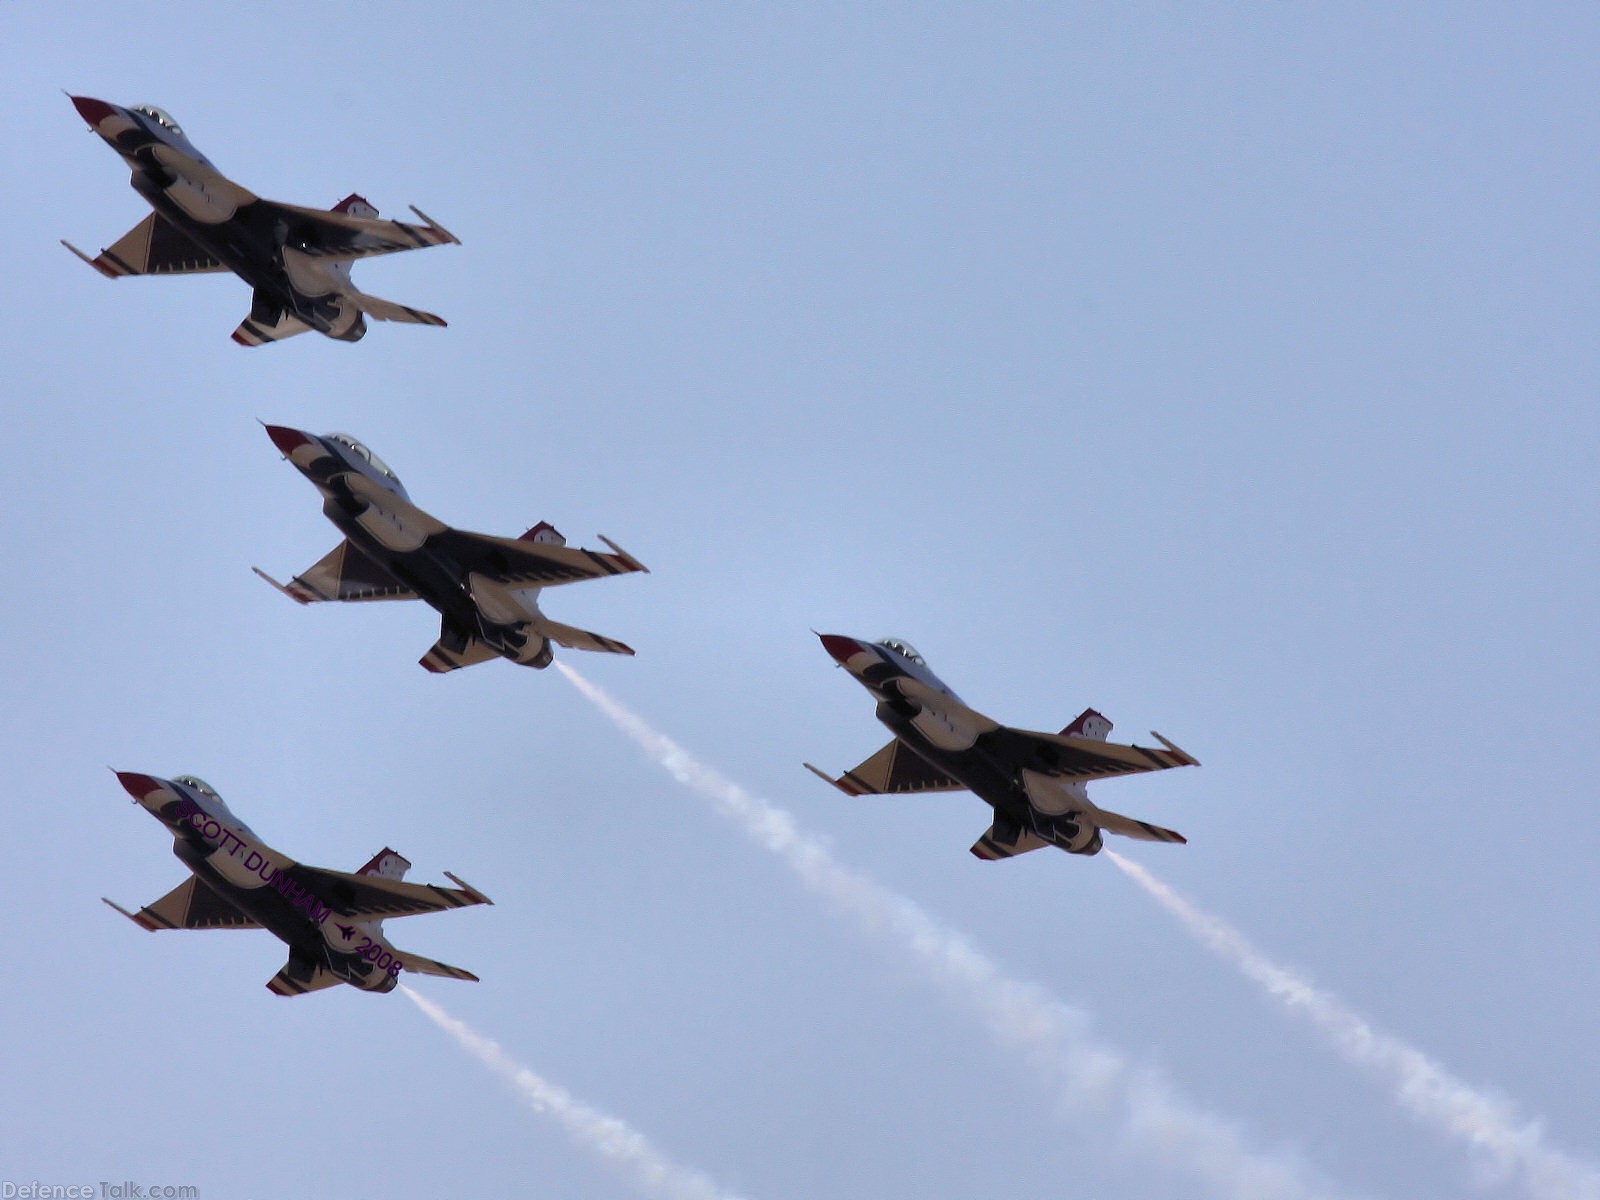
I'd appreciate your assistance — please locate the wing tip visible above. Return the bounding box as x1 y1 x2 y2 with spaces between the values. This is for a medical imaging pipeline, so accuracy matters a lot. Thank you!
442 871 494 906
1150 731 1200 766
597 535 649 574
252 567 312 604
62 239 120 277
102 897 158 930
407 204 461 245
803 762 861 795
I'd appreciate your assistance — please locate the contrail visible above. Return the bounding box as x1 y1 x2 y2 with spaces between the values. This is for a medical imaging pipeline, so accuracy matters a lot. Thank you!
558 664 1341 1200
1106 850 1600 1200
403 986 748 1200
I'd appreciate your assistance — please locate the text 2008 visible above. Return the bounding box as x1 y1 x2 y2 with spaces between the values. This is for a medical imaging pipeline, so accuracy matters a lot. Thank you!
352 934 402 977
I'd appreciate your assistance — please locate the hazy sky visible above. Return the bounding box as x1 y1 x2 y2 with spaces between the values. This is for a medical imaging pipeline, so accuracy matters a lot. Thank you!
4 5 1597 1199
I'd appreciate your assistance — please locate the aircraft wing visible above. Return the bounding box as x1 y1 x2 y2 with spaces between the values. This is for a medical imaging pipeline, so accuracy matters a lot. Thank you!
437 530 649 589
989 727 1200 783
805 739 966 796
103 877 260 931
254 539 417 604
268 200 459 262
62 213 226 278
296 867 492 921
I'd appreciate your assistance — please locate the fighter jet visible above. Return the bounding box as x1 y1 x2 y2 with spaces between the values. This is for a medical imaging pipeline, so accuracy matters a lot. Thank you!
805 635 1198 860
255 425 648 673
63 95 458 345
103 772 491 996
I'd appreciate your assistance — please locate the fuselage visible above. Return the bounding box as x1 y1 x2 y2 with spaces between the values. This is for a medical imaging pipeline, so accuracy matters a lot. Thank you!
266 426 550 666
117 771 402 992
72 96 366 340
819 635 1105 854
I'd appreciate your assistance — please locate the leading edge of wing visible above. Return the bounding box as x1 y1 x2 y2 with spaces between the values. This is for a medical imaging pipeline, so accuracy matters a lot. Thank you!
296 865 494 920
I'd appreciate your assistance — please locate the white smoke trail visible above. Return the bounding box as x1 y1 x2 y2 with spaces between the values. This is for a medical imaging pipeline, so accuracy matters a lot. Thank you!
557 664 1341 1200
1105 850 1600 1200
403 986 748 1200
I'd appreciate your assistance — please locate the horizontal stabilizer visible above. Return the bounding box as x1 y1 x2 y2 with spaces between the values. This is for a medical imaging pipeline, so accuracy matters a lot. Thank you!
266 955 345 997
971 821 1050 861
532 615 635 657
396 951 480 982
232 308 313 347
345 288 447 327
1088 804 1186 845
420 632 501 674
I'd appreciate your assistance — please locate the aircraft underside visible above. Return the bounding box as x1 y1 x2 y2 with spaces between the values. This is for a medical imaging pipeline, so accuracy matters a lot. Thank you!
133 186 362 339
878 718 1103 855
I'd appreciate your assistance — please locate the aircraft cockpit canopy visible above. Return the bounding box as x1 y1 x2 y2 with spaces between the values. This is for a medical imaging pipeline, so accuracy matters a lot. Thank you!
879 637 926 665
133 105 183 135
326 433 404 489
172 775 222 804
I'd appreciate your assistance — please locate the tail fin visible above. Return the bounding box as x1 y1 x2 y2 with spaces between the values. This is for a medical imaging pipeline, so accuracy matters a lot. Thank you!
321 196 448 327
1060 708 1112 740
356 848 411 882
518 521 566 547
331 193 379 218
351 849 412 936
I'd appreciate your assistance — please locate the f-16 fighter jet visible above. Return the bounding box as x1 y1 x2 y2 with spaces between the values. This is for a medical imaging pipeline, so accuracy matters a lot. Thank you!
103 772 491 996
63 95 458 345
255 425 648 673
805 635 1198 860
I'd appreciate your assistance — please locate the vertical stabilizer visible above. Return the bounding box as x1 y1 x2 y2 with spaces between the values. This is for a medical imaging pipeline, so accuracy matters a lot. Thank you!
331 193 379 219
353 848 411 935
356 847 411 881
518 521 567 546
1061 708 1112 740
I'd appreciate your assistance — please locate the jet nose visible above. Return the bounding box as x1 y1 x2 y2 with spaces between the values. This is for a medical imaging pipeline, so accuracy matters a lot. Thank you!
114 771 164 801
818 633 866 665
264 424 314 456
71 95 118 127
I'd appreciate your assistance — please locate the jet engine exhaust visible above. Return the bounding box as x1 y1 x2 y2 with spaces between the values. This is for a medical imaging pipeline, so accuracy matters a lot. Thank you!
1105 851 1600 1200
402 987 747 1200
557 663 1344 1200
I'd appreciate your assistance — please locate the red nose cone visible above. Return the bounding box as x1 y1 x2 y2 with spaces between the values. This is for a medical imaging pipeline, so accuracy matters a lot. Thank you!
115 771 164 800
71 95 118 127
818 633 864 664
264 424 313 456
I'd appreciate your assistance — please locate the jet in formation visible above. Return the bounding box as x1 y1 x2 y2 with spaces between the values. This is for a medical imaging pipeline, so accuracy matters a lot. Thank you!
256 425 649 672
104 772 491 996
63 95 458 345
806 635 1198 860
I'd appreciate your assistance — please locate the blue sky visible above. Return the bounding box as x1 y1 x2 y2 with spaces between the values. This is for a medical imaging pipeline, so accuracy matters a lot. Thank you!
3 5 1597 1198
